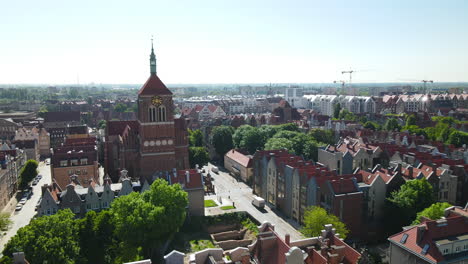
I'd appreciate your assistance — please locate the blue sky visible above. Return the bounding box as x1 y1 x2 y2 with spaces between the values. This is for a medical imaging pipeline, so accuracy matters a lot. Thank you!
1 0 467 84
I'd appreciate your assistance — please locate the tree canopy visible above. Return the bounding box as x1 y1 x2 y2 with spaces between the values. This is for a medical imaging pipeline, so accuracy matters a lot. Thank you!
210 126 235 159
385 178 435 232
264 137 294 153
18 160 38 190
333 103 341 119
189 147 210 168
3 179 189 263
3 209 80 264
384 118 401 131
412 202 452 225
188 129 204 147
447 130 468 147
0 213 12 232
301 206 349 239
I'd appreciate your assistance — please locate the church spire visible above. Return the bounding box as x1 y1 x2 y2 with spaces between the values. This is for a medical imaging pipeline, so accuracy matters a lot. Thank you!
150 37 156 75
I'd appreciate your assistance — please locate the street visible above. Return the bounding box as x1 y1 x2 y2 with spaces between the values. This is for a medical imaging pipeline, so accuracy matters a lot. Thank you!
203 163 303 241
0 161 52 252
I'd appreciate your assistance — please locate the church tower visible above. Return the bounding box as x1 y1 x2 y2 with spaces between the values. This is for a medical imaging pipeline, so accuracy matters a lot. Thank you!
137 39 180 181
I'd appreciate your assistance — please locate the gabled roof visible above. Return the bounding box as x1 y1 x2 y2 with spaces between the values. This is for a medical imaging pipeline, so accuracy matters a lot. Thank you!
388 216 468 263
107 120 139 136
44 111 80 123
225 149 252 168
138 74 172 96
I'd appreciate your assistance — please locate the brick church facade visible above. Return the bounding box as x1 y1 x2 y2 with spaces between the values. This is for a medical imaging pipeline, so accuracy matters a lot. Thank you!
104 43 190 182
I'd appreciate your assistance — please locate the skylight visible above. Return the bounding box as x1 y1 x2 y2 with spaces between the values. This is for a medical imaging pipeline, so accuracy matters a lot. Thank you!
400 234 409 244
421 244 430 255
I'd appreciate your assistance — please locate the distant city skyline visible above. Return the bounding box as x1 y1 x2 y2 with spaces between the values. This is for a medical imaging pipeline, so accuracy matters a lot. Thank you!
1 0 468 84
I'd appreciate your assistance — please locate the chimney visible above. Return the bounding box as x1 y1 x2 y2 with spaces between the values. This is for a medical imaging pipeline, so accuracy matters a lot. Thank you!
13 252 27 264
285 234 290 246
416 225 426 244
185 170 190 183
408 166 413 178
431 163 438 176
396 163 402 174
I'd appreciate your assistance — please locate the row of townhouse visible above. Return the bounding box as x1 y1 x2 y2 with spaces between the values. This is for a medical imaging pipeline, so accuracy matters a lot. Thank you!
181 104 227 121
382 93 468 114
253 148 468 241
252 150 392 239
319 136 468 206
0 148 27 210
180 96 284 115
301 95 376 115
39 169 205 217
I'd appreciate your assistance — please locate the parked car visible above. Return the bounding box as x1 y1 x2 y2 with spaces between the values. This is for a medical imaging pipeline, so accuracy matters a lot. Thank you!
15 204 23 211
19 198 27 205
252 196 265 209
211 166 219 174
36 174 42 180
23 190 32 199
32 180 38 186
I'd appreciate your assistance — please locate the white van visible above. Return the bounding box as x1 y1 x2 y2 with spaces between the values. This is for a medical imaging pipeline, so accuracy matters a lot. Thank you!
252 196 265 209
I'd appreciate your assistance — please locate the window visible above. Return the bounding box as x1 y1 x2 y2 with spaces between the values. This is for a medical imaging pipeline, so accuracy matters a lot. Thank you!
400 234 409 244
71 159 78 166
60 160 68 167
421 244 429 255
87 204 91 209
149 106 157 122
455 246 460 252
443 248 449 255
464 244 468 251
80 158 88 165
158 105 166 122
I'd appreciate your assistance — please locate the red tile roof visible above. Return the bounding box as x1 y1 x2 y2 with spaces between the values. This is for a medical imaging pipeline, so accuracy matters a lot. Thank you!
329 178 359 194
388 216 468 263
44 111 80 123
171 169 203 190
107 120 139 136
138 74 172 96
225 149 252 168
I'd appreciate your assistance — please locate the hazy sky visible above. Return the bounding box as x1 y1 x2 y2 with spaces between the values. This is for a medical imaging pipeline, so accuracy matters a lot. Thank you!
1 0 468 84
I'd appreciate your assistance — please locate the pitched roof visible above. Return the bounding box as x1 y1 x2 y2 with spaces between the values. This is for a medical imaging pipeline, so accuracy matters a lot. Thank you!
329 178 359 194
388 216 468 263
138 74 172 96
225 149 252 168
107 120 139 136
44 111 80 123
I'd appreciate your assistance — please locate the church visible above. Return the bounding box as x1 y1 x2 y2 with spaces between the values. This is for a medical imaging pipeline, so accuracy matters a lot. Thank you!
104 42 190 182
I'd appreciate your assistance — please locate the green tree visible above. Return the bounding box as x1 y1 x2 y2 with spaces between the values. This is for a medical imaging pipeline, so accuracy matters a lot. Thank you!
0 213 12 231
189 147 210 168
301 206 349 239
308 129 335 145
273 130 307 155
384 118 401 131
386 178 435 230
240 128 266 154
405 114 417 127
98 120 107 130
3 210 80 264
18 160 38 190
114 103 127 113
232 125 254 148
333 103 341 119
412 202 452 225
111 179 188 261
188 129 204 147
363 121 380 131
303 139 325 161
264 137 294 153
447 130 468 147
210 126 234 159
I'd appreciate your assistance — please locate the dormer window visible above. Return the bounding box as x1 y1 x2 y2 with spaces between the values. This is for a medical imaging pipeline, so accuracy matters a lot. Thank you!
80 158 88 165
71 159 79 166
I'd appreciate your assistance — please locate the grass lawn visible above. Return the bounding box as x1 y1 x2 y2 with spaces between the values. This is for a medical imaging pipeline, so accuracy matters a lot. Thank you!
190 239 216 251
204 199 217 207
220 205 236 210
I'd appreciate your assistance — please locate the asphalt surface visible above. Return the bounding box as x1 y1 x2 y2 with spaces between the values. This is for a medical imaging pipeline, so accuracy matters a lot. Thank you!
204 163 303 241
0 160 52 252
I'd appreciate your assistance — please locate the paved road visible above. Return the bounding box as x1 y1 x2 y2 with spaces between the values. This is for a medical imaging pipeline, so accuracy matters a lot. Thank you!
0 160 52 252
204 163 303 241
